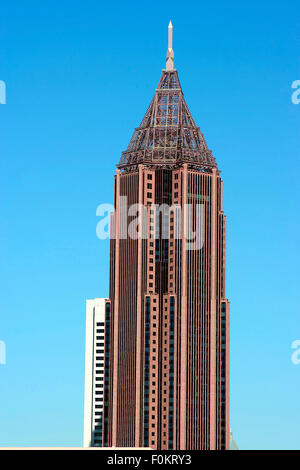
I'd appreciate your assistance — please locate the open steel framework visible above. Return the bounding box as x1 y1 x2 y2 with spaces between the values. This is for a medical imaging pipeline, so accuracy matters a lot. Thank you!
119 69 217 172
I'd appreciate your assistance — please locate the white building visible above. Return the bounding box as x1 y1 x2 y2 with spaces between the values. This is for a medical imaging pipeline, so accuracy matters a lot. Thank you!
83 298 107 447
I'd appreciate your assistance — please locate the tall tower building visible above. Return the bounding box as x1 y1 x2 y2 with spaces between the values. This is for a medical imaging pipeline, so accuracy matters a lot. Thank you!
102 23 230 450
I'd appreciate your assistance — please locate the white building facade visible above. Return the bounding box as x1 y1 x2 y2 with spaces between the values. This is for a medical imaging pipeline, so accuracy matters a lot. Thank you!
83 298 108 447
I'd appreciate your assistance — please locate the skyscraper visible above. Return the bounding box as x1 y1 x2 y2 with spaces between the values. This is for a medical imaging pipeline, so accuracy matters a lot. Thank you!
99 22 230 450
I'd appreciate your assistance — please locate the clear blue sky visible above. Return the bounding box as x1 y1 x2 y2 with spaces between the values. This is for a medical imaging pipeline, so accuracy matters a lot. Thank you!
0 0 299 449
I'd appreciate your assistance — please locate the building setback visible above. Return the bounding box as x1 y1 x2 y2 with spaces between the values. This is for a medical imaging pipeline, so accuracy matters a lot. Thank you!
92 23 230 450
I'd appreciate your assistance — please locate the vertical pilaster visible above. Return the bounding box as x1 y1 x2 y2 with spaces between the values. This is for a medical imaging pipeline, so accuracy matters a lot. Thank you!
180 164 188 449
209 168 217 449
112 169 121 446
225 300 230 450
135 165 144 446
223 210 230 450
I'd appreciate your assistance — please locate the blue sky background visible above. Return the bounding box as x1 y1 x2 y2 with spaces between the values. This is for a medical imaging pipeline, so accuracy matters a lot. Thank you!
0 0 299 449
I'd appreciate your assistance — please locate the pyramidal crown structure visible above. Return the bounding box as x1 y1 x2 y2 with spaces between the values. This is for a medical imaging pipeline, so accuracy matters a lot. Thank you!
119 22 217 172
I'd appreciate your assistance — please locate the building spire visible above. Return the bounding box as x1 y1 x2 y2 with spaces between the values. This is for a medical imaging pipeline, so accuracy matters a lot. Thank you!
166 20 174 71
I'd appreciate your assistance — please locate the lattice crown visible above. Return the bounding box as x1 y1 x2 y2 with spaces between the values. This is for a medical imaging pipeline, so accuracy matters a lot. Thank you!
118 70 217 171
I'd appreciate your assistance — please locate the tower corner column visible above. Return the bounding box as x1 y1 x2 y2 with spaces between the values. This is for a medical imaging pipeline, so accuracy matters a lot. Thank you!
112 169 121 446
209 167 217 450
135 165 144 447
180 163 188 449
